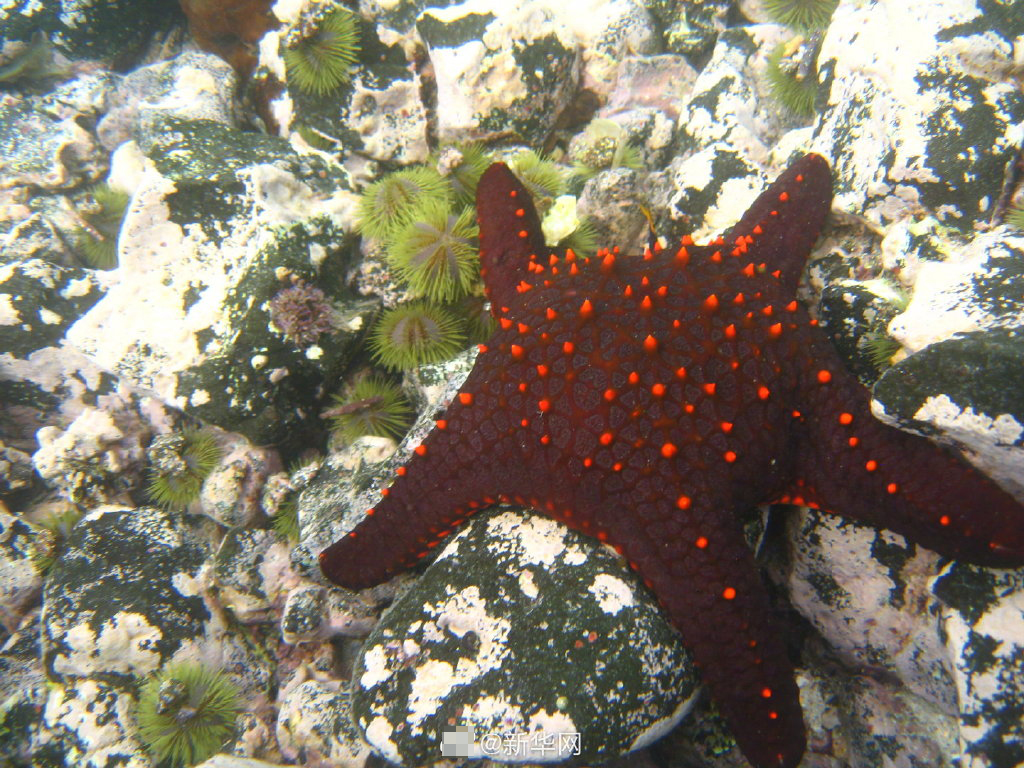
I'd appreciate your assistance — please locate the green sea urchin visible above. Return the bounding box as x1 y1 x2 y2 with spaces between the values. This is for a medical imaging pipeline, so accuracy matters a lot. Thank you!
271 497 300 542
390 200 479 302
325 375 413 441
510 150 568 201
74 183 130 270
864 331 903 372
146 430 222 510
1007 203 1024 230
135 662 241 767
763 0 838 32
369 302 467 370
766 42 818 118
558 216 600 259
356 166 450 242
283 7 361 96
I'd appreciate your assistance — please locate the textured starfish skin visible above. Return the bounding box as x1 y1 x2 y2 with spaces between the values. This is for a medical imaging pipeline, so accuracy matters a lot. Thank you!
321 155 1024 768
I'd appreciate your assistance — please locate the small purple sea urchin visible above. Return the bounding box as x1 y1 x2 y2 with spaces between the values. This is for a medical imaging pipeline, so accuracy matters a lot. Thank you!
269 279 336 348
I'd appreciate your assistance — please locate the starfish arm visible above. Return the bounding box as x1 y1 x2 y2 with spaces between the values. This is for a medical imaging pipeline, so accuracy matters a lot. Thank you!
475 163 548 317
319 362 530 589
722 154 833 295
601 497 804 768
790 337 1024 567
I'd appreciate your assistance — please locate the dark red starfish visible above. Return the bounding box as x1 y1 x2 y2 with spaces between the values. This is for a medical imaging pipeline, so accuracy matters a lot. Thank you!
321 154 1024 768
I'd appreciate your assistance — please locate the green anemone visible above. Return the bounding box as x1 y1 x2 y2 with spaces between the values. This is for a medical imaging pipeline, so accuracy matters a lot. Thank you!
328 375 414 442
357 166 450 242
369 302 467 370
389 199 480 302
283 7 361 96
135 662 241 767
763 0 838 31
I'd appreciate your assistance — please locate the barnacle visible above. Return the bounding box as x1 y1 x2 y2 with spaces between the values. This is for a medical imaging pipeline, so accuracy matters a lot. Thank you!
282 7 361 96
389 199 479 302
432 143 492 203
570 119 644 184
146 430 222 510
369 302 467 370
135 662 241 767
268 279 336 348
766 42 818 118
356 166 450 242
763 0 839 32
326 375 413 441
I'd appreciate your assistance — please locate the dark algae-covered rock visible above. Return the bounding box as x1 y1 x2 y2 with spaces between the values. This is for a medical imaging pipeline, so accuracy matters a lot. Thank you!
351 508 698 765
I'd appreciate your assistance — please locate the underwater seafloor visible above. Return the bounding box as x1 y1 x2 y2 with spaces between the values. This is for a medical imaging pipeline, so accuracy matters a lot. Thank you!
1 0 1024 767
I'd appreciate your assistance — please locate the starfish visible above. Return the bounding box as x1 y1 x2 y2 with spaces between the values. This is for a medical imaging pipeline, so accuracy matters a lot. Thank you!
321 154 1024 768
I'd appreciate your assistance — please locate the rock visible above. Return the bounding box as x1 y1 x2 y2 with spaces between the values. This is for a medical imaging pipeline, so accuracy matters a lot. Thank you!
0 0 181 64
887 231 1024 355
350 508 699 766
43 676 148 767
667 24 797 239
97 50 240 151
0 259 103 361
200 440 280 529
652 0 730 57
65 117 371 446
817 277 907 385
31 407 142 506
280 584 378 644
276 680 373 767
873 330 1024 498
816 1 1024 232
818 673 957 767
0 611 50 765
577 166 650 255
196 757 294 768
932 563 1024 767
214 528 301 623
41 506 220 679
416 2 581 145
0 511 45 633
0 440 35 498
786 508 957 713
602 55 699 122
0 96 103 191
